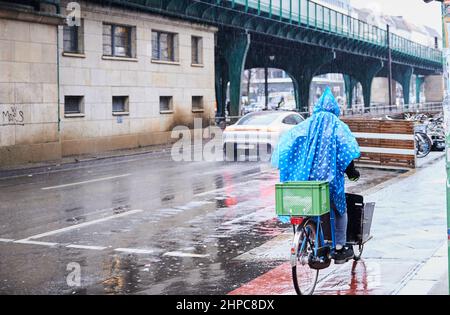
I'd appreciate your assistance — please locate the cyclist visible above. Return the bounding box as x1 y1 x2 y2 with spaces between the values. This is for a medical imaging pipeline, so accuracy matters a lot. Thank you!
272 87 360 264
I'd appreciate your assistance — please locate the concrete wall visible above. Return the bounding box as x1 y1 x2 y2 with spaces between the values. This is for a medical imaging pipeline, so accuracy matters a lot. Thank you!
59 0 217 156
371 77 396 105
424 75 444 103
0 7 61 166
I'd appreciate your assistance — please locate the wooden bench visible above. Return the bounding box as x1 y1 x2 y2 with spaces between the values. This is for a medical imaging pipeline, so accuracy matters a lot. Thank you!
342 118 416 169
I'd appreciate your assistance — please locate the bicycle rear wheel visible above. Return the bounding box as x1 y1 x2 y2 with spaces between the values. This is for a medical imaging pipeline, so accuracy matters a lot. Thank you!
415 132 432 158
291 220 319 295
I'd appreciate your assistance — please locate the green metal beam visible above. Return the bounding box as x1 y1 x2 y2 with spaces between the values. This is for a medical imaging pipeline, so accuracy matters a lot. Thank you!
94 0 442 72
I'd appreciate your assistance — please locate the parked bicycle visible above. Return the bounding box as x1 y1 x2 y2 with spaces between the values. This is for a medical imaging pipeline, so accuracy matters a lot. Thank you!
276 182 375 295
426 113 445 152
385 112 444 158
414 125 433 158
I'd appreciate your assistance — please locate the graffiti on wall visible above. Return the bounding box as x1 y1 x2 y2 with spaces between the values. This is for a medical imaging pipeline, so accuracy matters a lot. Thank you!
1 106 25 126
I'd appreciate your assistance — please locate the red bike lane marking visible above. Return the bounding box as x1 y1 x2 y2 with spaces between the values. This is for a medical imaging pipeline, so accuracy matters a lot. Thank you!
228 262 295 295
228 259 385 295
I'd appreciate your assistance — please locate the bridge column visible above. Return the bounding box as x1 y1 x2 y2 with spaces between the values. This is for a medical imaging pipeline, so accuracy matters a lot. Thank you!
216 30 250 117
214 53 228 118
415 76 425 104
291 72 314 113
398 67 413 107
424 75 444 103
343 75 357 109
356 61 384 108
287 50 334 112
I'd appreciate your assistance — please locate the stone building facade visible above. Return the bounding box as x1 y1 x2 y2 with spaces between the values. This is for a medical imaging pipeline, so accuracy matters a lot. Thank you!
0 0 217 166
0 3 61 166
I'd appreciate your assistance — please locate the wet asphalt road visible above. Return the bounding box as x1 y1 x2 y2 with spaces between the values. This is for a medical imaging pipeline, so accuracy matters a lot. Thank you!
0 150 404 295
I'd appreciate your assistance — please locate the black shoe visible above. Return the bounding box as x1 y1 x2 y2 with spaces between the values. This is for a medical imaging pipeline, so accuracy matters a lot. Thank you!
333 246 354 264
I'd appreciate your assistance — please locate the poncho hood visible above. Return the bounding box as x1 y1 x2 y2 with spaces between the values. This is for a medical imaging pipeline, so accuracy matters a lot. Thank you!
313 87 341 117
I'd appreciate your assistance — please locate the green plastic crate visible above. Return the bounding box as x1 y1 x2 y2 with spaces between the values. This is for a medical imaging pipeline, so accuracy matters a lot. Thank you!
275 181 330 217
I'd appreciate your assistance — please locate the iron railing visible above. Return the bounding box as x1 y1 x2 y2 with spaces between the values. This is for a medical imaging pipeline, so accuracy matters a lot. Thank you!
228 0 442 63
210 102 443 127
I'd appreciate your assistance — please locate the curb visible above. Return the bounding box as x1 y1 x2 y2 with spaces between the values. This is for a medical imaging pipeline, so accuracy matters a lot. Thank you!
0 144 176 179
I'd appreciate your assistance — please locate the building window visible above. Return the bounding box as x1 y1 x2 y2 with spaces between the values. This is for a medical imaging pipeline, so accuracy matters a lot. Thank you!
271 70 284 79
160 96 173 112
192 96 204 111
191 36 203 65
63 20 84 54
103 23 134 57
64 96 84 115
112 96 129 113
152 31 178 62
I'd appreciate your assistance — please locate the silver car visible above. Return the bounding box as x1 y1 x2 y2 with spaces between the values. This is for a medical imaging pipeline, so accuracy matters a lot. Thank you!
223 111 304 161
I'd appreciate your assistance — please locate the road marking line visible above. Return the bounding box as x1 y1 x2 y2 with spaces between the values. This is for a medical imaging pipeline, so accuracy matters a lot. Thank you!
163 251 210 258
14 240 58 246
20 209 143 240
41 173 131 190
66 244 107 250
0 238 14 243
114 248 155 254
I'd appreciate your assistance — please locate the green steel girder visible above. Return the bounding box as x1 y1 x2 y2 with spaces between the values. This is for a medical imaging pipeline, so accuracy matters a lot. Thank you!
96 0 442 74
374 64 414 105
165 0 188 13
216 8 233 24
94 0 444 114
298 30 310 42
415 76 425 103
242 39 335 111
254 22 268 33
201 6 217 20
343 74 358 109
276 24 292 38
215 54 229 118
230 13 244 27
185 1 208 17
315 55 384 107
246 39 333 111
243 16 258 30
359 60 384 108
266 22 282 36
286 28 297 40
216 30 251 116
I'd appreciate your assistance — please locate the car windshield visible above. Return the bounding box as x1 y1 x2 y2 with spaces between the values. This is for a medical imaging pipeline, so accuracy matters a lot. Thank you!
237 112 283 125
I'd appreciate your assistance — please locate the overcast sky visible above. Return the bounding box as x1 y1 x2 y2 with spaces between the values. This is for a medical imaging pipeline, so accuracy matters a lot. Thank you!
350 0 442 34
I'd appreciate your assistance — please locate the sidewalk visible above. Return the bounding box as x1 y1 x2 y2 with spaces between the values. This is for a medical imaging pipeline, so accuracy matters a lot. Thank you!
230 156 448 295
397 242 448 295
430 272 449 295
367 156 447 295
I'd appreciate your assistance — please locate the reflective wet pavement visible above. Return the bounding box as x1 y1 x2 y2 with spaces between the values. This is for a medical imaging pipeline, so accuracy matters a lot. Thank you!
229 156 448 295
0 150 446 295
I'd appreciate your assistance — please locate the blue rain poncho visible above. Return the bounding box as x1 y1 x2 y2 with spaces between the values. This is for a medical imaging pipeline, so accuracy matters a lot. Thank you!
272 87 360 220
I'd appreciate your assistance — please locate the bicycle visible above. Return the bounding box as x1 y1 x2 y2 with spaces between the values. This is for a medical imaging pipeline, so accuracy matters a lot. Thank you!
414 125 433 158
276 182 375 295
